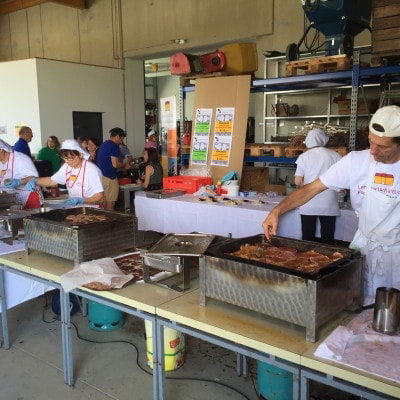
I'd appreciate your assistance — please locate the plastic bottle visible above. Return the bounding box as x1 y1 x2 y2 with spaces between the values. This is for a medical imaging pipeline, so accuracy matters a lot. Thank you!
216 180 222 195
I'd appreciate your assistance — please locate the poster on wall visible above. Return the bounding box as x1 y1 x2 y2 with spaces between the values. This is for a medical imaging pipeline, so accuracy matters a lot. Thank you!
160 96 177 176
210 107 235 166
14 123 26 136
190 108 213 165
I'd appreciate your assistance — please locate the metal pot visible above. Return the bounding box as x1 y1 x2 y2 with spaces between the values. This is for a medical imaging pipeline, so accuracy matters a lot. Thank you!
373 287 400 335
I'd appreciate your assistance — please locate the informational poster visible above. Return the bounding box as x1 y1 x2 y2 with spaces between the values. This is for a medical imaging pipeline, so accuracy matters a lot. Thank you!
14 123 26 136
191 108 212 165
159 96 177 176
211 107 235 166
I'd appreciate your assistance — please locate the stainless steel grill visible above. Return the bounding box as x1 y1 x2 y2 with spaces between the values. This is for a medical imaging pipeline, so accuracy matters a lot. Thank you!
201 235 364 342
24 207 138 263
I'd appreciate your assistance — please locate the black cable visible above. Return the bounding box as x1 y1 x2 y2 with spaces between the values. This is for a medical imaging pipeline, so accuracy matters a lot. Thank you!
67 320 252 400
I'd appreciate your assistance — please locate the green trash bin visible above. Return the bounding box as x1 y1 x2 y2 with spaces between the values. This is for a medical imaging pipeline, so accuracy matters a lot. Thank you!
88 300 124 331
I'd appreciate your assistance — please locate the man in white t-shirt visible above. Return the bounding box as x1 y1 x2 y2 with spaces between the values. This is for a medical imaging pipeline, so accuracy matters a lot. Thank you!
263 105 400 305
295 128 341 244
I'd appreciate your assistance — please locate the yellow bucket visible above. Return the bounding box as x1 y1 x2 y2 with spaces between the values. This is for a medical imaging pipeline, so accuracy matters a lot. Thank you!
144 320 185 371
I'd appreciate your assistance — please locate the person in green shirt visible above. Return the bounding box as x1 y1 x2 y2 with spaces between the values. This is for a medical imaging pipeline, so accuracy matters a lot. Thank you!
37 136 62 173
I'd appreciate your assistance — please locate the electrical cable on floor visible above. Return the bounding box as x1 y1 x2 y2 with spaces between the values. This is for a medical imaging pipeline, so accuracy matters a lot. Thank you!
69 321 252 400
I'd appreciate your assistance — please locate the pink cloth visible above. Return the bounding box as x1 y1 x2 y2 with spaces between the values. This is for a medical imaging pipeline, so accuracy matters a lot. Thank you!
145 141 157 149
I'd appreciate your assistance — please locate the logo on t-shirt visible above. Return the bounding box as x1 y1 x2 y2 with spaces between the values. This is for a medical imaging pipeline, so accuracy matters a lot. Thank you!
374 172 394 186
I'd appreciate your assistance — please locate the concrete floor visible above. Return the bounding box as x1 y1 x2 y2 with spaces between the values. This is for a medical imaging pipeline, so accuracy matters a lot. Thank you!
0 292 260 400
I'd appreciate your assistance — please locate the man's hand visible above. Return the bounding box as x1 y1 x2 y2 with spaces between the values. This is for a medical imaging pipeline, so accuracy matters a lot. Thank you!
262 209 279 240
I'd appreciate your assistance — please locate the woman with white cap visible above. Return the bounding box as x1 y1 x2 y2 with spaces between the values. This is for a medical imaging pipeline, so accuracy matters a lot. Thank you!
294 128 342 244
0 139 42 208
263 105 400 305
144 129 158 150
24 139 104 207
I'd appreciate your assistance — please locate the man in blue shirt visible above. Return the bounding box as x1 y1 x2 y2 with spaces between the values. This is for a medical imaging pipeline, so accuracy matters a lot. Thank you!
14 126 33 157
97 127 128 210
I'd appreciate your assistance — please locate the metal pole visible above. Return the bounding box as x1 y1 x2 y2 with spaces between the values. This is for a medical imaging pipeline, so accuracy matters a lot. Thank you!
60 288 74 386
349 50 360 151
0 267 9 349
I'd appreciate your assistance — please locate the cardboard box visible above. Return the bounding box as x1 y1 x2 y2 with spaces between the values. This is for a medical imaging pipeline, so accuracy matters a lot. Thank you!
240 167 269 192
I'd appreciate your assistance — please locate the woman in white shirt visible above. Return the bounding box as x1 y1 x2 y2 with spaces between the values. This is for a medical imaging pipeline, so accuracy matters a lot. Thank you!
294 128 341 244
24 139 104 207
0 139 43 208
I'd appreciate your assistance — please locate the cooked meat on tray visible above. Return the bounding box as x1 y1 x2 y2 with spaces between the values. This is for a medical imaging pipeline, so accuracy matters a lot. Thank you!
228 242 343 273
64 213 109 225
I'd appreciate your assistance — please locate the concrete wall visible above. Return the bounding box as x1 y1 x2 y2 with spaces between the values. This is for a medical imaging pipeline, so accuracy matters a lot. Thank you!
36 58 125 147
0 59 42 153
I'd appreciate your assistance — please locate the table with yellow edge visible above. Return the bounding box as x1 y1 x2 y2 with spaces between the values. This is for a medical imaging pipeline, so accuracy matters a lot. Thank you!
0 250 191 400
155 289 400 400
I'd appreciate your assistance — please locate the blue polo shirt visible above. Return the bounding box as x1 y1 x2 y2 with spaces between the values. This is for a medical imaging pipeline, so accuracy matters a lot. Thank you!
13 138 31 157
97 140 120 179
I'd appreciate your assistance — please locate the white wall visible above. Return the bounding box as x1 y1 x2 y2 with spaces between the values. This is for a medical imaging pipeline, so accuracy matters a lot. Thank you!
0 59 42 152
36 58 125 151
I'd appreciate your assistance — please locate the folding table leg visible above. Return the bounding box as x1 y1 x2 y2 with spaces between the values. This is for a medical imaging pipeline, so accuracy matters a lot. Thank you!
60 288 74 386
0 267 9 349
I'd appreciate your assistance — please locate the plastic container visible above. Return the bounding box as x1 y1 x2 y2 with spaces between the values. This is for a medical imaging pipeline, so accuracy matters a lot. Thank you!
88 300 125 332
222 180 239 197
257 361 293 400
144 320 185 371
163 176 213 194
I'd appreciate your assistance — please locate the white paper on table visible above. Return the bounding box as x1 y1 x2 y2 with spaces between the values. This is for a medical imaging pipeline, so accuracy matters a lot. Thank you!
60 257 133 292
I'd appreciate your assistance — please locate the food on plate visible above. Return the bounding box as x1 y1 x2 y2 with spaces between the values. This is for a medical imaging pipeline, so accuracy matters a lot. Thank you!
227 242 344 273
64 213 109 225
83 254 159 290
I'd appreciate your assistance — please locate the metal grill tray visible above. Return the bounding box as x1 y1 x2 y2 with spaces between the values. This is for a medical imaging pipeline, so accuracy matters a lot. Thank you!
205 234 358 280
145 189 185 199
147 233 215 256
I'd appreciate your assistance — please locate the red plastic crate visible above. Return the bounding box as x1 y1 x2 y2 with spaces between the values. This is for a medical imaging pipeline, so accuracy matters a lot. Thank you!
163 176 213 194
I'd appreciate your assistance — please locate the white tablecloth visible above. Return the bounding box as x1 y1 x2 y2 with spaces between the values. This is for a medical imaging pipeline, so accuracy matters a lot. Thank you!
134 192 358 242
0 240 53 311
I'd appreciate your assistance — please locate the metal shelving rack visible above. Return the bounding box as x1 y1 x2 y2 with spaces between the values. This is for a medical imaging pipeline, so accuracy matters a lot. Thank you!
181 55 400 165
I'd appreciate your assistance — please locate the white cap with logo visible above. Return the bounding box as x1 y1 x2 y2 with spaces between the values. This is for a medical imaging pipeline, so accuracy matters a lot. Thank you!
369 105 400 138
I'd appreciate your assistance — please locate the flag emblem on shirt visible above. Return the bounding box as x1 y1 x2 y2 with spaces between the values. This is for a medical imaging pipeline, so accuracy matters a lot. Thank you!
374 173 394 186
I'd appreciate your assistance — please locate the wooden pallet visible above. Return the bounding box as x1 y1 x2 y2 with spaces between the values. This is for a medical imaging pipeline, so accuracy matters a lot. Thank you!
285 55 351 77
285 146 348 158
245 143 288 157
180 71 227 86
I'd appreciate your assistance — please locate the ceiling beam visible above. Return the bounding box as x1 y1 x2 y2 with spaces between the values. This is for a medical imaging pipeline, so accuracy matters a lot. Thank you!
0 0 86 15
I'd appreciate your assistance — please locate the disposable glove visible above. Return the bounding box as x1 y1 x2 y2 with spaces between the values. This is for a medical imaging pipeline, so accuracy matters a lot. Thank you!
25 178 37 192
4 178 21 188
64 197 84 207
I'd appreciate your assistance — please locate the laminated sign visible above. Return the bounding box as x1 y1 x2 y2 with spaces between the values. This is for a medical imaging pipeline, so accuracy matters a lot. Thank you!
191 108 212 165
211 107 234 166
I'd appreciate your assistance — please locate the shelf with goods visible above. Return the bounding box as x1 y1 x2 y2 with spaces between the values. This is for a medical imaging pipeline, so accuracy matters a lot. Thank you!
180 56 400 168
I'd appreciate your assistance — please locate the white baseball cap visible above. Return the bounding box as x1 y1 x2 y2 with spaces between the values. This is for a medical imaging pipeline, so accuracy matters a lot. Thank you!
369 106 400 138
147 129 156 138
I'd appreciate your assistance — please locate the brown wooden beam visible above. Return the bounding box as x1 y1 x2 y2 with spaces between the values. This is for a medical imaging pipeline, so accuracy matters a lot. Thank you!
47 0 86 9
0 0 86 15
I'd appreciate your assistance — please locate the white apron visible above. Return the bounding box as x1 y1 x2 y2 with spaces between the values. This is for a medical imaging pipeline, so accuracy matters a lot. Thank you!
66 160 87 198
0 153 33 207
350 161 400 305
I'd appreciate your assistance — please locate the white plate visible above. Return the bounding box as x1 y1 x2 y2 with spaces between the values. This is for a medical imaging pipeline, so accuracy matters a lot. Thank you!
44 199 66 204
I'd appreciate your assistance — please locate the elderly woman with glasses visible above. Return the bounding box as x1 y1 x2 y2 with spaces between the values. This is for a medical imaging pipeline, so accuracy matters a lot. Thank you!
23 139 104 207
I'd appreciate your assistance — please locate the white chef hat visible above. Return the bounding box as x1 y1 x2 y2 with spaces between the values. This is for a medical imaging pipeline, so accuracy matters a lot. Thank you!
0 139 13 153
147 129 156 138
369 106 400 138
304 128 329 148
61 139 90 160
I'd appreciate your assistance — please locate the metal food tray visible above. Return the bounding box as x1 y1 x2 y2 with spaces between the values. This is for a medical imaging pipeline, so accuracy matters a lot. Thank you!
145 189 185 199
205 234 357 280
146 233 215 257
24 207 138 263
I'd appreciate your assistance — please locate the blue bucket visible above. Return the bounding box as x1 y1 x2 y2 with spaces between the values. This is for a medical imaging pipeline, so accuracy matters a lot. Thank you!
88 301 124 332
257 361 293 400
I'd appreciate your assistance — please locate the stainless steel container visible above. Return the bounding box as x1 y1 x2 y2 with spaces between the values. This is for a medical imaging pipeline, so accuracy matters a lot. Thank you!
24 207 138 263
373 287 400 335
200 235 364 342
141 233 215 292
